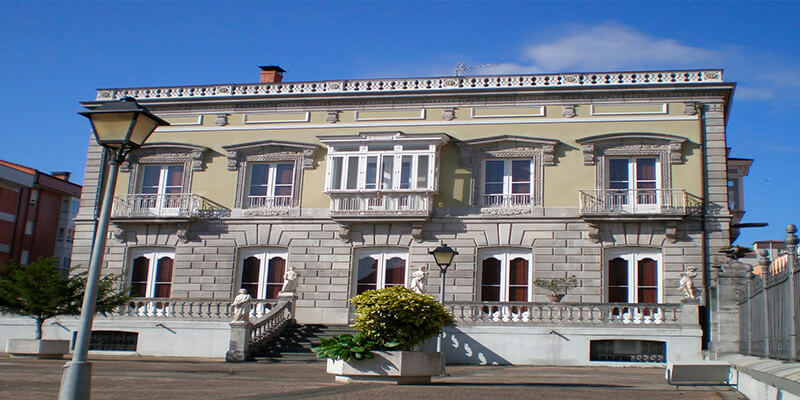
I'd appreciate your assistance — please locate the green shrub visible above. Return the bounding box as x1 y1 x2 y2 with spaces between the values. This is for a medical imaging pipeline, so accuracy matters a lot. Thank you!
350 286 455 351
312 333 396 361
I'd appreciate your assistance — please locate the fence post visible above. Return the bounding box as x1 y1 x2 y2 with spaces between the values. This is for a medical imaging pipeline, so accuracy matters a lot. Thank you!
758 249 771 358
785 224 798 360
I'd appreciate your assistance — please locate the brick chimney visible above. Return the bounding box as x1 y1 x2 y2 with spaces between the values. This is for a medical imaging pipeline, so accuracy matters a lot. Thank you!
259 66 286 83
51 171 71 182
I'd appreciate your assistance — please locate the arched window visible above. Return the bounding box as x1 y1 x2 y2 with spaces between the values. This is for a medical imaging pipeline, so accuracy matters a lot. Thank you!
238 248 287 299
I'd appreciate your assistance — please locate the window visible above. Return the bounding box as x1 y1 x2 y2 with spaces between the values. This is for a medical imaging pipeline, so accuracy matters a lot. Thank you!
327 148 434 192
129 249 174 298
239 248 287 299
246 163 295 208
607 157 659 209
222 140 316 211
354 249 408 294
478 250 532 302
458 135 557 209
483 159 533 207
606 249 661 304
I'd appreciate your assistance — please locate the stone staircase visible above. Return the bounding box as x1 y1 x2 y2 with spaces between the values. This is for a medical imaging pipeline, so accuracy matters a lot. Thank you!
251 323 355 363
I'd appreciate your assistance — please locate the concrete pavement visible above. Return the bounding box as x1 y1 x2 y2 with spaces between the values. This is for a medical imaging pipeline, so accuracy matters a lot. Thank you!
0 355 744 399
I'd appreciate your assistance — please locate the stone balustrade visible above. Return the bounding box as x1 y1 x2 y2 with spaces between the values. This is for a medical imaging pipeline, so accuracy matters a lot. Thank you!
96 70 724 101
446 301 687 326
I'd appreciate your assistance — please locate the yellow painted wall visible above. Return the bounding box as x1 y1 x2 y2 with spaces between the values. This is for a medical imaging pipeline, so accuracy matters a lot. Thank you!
121 102 704 210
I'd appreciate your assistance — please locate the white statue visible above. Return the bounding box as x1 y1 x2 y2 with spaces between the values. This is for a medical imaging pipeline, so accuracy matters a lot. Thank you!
409 265 428 294
231 289 252 323
679 266 698 299
281 266 299 293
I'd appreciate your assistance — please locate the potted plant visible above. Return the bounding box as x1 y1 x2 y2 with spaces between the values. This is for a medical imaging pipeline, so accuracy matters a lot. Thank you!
0 258 129 358
533 275 578 302
315 286 455 384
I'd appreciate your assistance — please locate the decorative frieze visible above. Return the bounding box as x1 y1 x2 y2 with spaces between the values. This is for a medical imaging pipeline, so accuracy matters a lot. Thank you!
562 105 577 118
326 110 340 124
682 103 699 116
96 70 725 101
215 114 229 126
441 108 456 121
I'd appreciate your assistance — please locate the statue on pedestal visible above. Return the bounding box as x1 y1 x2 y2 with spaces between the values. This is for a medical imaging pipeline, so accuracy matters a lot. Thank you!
679 266 698 299
409 266 428 294
281 266 300 293
231 289 252 324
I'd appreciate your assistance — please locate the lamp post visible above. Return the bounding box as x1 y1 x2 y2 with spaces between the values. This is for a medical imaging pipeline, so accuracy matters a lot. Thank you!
429 243 457 375
58 97 168 400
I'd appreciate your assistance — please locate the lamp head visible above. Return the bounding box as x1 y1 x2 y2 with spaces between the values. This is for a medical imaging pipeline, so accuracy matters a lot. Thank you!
79 97 169 152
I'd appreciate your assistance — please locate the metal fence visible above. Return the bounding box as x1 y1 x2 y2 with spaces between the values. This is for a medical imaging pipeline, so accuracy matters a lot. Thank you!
738 224 799 360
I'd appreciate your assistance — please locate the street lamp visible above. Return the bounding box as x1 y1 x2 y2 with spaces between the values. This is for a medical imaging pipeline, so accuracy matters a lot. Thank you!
429 243 458 375
58 97 168 400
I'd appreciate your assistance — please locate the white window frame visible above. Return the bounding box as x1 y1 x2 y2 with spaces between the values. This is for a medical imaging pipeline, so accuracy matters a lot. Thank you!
137 164 186 215
481 159 535 207
604 248 663 304
606 156 661 211
477 249 533 302
129 248 175 298
353 248 409 294
325 144 436 193
238 248 288 299
245 162 295 209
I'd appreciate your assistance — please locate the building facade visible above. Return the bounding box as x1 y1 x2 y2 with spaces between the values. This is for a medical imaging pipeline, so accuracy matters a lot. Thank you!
14 68 745 363
0 160 81 269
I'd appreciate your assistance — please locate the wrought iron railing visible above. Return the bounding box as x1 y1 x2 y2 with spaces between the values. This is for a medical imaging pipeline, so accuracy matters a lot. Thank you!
578 189 688 215
482 194 534 208
446 302 682 325
329 192 432 217
247 195 292 209
112 193 227 218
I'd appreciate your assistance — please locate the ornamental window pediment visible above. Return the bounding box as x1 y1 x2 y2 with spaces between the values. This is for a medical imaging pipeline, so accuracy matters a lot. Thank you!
457 135 560 210
576 133 689 217
122 143 210 194
222 140 318 212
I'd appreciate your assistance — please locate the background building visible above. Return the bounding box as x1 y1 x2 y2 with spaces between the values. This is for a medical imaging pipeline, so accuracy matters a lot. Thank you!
0 160 81 269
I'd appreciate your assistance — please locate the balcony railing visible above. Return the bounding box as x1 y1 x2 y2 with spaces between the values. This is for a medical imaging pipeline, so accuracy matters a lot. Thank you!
446 302 682 325
247 195 292 209
578 189 688 216
329 192 432 218
113 298 277 320
112 193 227 218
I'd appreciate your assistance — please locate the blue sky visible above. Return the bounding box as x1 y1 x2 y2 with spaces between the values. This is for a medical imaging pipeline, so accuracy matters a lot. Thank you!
0 1 797 245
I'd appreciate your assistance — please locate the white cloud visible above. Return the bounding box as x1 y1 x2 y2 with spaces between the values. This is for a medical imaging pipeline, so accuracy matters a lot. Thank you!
481 23 718 74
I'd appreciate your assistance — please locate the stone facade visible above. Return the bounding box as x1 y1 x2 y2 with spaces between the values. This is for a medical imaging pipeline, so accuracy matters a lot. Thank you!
68 68 745 358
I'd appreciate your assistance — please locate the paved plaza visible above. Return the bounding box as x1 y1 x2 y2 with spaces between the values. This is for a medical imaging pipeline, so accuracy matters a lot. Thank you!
0 355 744 399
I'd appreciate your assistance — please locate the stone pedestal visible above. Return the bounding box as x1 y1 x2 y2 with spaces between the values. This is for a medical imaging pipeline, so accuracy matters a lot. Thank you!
225 322 250 362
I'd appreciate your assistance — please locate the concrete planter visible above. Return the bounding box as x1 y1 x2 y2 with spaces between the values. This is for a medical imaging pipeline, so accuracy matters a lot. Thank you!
6 339 70 359
326 350 442 384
